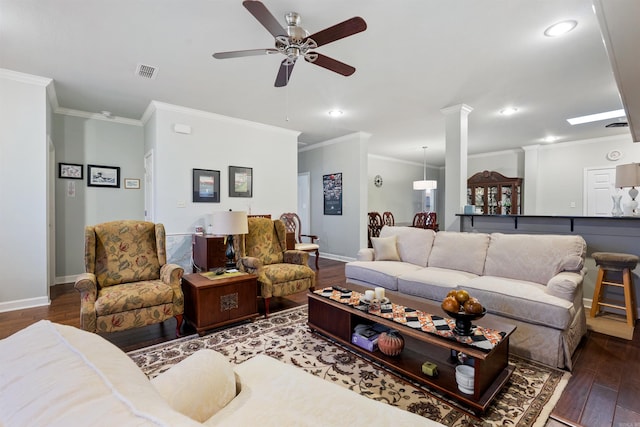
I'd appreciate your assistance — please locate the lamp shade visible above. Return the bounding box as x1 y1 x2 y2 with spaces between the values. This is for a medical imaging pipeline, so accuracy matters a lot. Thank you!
615 163 640 188
413 180 438 190
210 211 248 235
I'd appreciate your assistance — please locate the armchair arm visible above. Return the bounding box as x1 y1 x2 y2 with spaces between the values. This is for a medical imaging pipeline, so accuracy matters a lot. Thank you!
239 256 263 273
300 234 319 244
161 264 185 315
283 250 309 265
74 273 98 332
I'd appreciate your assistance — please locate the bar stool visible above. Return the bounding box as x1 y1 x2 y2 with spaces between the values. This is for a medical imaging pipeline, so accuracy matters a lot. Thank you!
590 252 638 328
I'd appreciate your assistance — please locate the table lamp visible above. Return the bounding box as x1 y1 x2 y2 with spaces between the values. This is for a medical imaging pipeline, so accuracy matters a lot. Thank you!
210 210 248 270
615 163 640 216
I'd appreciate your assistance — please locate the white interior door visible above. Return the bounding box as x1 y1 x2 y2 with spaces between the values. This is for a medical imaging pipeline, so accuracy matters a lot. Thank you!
297 172 311 234
584 167 630 216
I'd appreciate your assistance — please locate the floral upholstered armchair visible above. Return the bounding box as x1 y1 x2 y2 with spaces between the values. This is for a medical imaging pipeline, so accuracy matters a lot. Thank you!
74 220 184 335
238 217 316 317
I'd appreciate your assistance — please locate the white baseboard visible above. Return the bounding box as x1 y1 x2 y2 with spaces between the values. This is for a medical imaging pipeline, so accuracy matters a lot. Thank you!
318 252 355 263
0 296 50 313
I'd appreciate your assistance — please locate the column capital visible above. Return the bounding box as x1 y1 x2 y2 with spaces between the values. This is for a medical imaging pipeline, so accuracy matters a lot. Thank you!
440 104 474 116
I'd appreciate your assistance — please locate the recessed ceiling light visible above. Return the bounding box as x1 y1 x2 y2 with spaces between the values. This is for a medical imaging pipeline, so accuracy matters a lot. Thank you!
544 20 577 37
567 109 626 125
499 107 518 116
328 109 343 118
543 136 559 143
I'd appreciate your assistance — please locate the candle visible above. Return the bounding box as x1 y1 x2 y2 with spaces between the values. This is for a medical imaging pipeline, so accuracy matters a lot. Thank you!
364 290 375 301
375 287 385 300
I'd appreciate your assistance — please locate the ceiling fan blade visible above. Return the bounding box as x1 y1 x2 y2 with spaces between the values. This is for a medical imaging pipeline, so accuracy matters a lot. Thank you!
242 0 286 38
275 59 295 87
306 17 366 47
305 53 355 76
213 48 279 59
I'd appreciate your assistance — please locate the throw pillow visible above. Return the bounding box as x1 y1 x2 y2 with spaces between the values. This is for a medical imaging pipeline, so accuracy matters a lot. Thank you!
371 235 401 261
151 349 236 422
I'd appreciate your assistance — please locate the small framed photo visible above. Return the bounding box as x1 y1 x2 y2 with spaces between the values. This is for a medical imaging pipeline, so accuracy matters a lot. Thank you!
58 163 83 179
229 166 253 198
193 168 220 203
87 164 120 188
124 178 140 189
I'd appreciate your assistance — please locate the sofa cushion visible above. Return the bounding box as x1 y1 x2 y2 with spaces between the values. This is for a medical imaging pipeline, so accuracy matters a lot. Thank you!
371 235 401 261
95 280 174 316
462 276 575 329
398 267 478 301
345 261 422 291
94 221 161 287
428 232 490 275
151 349 236 422
484 233 586 285
380 226 436 267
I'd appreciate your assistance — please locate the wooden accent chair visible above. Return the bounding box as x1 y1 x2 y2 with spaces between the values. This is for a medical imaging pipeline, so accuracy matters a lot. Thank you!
238 217 315 317
382 211 395 226
367 212 383 248
412 211 439 231
74 220 185 336
279 212 320 270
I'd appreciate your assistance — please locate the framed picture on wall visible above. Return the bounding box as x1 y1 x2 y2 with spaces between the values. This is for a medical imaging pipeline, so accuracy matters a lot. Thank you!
87 164 120 188
323 172 342 215
58 162 83 179
124 178 140 189
193 168 220 202
229 166 252 198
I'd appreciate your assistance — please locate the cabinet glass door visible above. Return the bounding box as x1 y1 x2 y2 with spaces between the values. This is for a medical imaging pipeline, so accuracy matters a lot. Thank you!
488 186 498 215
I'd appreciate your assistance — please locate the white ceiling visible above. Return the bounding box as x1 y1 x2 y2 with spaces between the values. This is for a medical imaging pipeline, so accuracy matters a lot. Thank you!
1 0 637 165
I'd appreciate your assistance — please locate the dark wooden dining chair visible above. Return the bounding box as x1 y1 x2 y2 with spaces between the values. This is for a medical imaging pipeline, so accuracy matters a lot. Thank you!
412 211 439 231
382 211 395 226
367 212 383 248
279 212 320 269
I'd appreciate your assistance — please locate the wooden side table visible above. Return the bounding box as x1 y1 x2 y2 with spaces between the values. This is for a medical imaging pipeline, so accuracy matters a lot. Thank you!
181 272 259 336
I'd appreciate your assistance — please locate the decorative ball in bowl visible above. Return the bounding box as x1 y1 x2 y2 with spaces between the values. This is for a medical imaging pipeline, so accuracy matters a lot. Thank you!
441 290 486 336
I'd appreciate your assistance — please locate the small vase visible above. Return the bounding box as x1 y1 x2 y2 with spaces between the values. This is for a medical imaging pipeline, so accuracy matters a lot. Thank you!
611 194 623 217
378 330 404 356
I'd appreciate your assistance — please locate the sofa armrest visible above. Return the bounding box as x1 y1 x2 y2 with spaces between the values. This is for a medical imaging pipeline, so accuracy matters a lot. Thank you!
357 248 375 261
284 250 310 265
545 271 584 301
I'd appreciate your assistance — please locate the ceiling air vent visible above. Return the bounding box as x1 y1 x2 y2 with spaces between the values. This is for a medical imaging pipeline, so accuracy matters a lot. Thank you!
136 63 158 79
605 122 629 128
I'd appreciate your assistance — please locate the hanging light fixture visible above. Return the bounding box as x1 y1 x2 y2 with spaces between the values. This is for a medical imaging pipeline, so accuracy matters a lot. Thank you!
413 146 438 190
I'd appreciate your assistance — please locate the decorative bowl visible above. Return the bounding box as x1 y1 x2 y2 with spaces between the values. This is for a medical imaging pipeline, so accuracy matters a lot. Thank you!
443 308 486 336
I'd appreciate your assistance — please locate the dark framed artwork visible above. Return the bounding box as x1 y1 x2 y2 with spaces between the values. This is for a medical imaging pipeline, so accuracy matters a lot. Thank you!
323 172 343 215
58 162 83 179
193 168 220 203
229 166 252 198
87 164 120 188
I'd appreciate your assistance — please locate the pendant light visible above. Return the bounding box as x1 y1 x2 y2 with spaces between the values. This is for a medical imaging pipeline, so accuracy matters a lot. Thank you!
413 146 437 190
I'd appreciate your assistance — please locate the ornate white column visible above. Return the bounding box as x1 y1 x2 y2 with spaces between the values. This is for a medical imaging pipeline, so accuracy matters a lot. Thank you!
441 104 473 231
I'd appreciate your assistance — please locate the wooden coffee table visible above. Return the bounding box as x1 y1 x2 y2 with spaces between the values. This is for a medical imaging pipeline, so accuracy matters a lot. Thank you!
307 282 516 414
182 272 259 336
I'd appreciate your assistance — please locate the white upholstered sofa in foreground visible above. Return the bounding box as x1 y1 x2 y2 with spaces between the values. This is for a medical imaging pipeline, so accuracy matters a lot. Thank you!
0 320 442 426
345 227 588 370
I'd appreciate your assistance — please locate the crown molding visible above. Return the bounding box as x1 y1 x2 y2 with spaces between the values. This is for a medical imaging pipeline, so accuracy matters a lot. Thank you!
54 107 143 126
298 131 372 153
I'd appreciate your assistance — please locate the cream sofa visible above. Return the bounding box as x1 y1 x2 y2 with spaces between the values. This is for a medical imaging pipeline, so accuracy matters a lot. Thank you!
0 320 442 427
345 227 588 370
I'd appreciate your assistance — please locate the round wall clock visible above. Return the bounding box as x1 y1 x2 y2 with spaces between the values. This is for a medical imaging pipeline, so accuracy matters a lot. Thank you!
374 175 383 187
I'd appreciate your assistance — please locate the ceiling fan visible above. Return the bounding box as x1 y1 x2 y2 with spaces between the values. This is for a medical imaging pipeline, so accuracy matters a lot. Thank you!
212 0 367 87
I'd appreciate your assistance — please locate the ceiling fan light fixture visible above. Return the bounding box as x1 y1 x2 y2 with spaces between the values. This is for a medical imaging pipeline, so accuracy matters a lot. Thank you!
544 20 577 37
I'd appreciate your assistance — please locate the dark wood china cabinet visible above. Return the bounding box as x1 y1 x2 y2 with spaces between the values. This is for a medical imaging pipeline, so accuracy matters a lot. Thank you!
467 171 522 215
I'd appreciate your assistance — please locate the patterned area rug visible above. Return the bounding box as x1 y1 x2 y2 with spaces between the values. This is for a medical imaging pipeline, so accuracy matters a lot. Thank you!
128 306 569 427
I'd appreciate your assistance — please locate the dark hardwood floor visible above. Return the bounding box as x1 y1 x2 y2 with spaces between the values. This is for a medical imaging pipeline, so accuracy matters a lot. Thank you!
1 257 638 426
